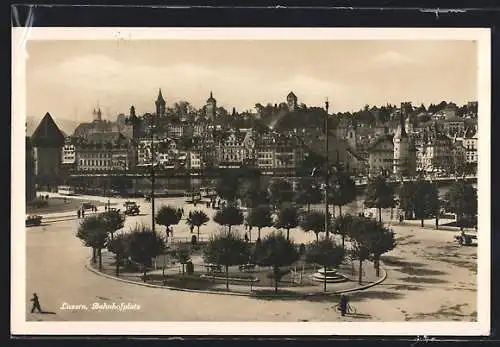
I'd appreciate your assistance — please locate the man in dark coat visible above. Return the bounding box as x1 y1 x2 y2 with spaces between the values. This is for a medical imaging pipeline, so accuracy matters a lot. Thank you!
339 294 348 316
30 292 42 313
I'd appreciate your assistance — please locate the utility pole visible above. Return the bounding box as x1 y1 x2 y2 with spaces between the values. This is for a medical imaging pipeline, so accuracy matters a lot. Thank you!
324 98 330 239
151 116 156 234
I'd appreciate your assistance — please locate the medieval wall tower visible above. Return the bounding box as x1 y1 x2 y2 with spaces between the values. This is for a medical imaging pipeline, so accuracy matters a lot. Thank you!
206 91 217 121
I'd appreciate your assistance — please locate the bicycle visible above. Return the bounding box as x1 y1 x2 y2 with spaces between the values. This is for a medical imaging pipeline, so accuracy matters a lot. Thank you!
333 303 357 315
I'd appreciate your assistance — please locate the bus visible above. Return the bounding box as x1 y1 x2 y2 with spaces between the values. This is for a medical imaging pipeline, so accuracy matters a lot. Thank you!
58 185 75 196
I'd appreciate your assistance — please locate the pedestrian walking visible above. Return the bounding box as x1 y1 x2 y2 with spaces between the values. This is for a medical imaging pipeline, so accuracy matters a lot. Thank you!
30 293 42 313
244 233 249 242
339 294 348 317
77 210 81 219
81 209 85 218
105 205 108 211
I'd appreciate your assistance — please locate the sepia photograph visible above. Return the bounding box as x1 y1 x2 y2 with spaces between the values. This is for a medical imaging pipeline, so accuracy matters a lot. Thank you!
11 27 490 335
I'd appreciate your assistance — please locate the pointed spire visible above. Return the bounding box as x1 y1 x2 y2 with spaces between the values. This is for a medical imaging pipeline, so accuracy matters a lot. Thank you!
157 88 165 102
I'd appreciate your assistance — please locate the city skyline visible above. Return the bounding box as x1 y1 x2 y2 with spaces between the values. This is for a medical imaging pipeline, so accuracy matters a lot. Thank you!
26 39 477 123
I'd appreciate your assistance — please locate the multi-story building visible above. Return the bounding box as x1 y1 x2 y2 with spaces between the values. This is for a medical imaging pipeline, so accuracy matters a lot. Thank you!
463 126 478 165
136 137 178 167
419 132 453 173
367 134 394 177
450 138 466 173
61 137 77 165
188 151 203 170
31 112 66 189
75 132 132 171
216 129 249 168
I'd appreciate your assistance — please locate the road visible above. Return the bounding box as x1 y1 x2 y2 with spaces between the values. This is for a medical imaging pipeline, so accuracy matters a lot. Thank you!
22 195 478 323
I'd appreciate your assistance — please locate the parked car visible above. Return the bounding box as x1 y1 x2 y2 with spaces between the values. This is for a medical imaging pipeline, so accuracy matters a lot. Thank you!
26 215 42 227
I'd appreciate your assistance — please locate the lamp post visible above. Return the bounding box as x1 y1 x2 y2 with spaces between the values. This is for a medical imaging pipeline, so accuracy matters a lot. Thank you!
324 98 330 239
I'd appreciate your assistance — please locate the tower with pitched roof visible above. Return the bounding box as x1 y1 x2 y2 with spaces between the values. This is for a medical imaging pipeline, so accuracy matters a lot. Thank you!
206 91 217 121
31 112 66 189
155 89 166 117
286 91 298 111
393 103 410 176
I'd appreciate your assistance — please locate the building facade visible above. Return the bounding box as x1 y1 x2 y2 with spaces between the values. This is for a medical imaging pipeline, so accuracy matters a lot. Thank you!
367 134 394 177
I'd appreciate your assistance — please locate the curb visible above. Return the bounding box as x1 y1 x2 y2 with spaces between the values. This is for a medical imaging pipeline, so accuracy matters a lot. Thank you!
85 259 387 298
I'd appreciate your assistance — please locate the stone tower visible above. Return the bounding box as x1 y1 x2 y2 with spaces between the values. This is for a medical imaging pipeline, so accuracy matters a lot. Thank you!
286 91 298 111
347 120 357 151
129 105 142 139
393 104 410 176
155 88 166 117
206 91 217 121
30 112 66 190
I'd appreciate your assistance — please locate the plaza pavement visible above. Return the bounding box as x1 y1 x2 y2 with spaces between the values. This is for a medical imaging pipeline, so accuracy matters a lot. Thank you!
23 194 478 322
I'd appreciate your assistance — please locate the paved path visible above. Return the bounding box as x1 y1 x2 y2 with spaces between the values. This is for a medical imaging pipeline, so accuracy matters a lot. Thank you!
23 195 477 322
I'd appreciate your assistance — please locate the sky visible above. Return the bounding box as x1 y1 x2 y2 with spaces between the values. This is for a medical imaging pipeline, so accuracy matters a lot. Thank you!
25 39 477 123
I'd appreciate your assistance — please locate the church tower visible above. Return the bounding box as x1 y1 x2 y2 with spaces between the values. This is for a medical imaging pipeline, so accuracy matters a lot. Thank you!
206 91 217 121
393 103 410 176
347 120 357 151
155 88 166 117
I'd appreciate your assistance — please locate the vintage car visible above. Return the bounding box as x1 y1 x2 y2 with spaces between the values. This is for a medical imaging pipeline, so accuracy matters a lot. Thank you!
123 201 140 216
26 215 42 227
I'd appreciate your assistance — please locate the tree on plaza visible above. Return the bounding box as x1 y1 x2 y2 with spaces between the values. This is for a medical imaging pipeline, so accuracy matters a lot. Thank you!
364 175 397 223
128 225 166 282
253 231 300 294
155 205 182 237
412 180 440 228
294 177 322 212
333 213 355 251
274 204 300 241
100 209 125 240
268 178 295 210
328 171 357 217
107 232 130 277
352 218 396 277
444 181 478 230
173 244 191 276
300 210 328 243
240 178 269 208
76 215 109 271
246 205 273 241
348 223 372 284
305 238 345 292
186 210 210 240
203 229 250 291
216 172 240 203
397 182 416 220
213 205 244 232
